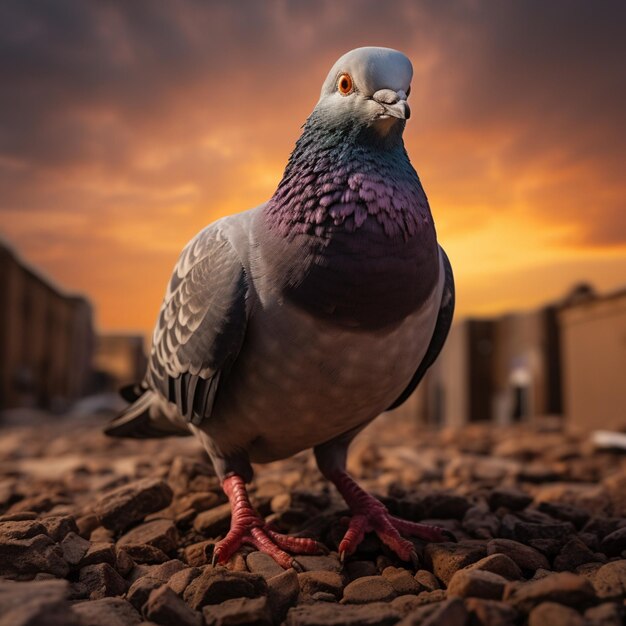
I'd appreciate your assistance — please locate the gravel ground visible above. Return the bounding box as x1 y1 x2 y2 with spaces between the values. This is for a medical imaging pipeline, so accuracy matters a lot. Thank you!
0 412 625 625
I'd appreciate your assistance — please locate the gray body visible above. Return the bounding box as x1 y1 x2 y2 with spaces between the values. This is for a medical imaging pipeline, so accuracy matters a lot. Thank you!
106 47 455 483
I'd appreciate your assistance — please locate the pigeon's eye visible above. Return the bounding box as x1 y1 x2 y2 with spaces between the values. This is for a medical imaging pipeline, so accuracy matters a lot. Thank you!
337 74 353 95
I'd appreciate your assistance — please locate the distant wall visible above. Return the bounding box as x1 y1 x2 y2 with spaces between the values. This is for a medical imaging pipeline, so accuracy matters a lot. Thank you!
560 292 626 431
0 244 94 410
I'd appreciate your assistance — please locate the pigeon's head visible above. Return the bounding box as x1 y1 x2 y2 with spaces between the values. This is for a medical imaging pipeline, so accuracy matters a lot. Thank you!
314 47 413 139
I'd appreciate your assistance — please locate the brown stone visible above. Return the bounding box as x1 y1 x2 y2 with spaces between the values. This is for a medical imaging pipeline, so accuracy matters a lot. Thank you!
266 568 299 623
144 585 202 626
95 478 173 532
464 598 519 626
118 519 178 556
79 563 128 600
115 547 135 576
382 566 422 595
298 570 344 599
528 602 585 626
0 533 69 579
487 538 550 572
600 527 626 556
488 487 532 511
121 543 170 564
192 503 231 536
203 596 271 626
295 555 342 572
0 519 47 540
465 553 522 580
77 541 116 567
344 560 378 581
424 541 486 584
414 569 440 591
553 536 601 571
503 572 596 612
447 569 506 600
76 514 100 538
341 575 396 604
71 597 142 626
183 539 215 566
167 567 202 596
183 567 267 609
0 579 78 626
397 597 467 626
40 515 78 542
60 531 90 565
584 602 626 626
285 602 400 626
126 560 187 610
592 559 626 599
246 551 285 579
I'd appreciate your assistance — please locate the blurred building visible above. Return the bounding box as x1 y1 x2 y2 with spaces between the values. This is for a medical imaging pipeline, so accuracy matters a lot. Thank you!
0 241 94 410
390 284 625 431
93 334 147 391
559 288 626 431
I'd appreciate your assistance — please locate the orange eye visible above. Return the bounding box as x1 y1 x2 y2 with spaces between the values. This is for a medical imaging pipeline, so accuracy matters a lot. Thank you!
337 73 353 95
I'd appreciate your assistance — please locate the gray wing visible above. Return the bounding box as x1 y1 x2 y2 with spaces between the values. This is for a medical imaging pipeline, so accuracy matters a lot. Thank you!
147 220 250 426
386 246 455 411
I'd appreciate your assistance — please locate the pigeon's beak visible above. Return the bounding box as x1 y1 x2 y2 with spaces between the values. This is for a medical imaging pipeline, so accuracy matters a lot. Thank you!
372 89 411 121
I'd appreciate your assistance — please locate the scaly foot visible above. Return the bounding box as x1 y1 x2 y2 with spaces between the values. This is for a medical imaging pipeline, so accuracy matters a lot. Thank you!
213 474 323 569
331 470 456 561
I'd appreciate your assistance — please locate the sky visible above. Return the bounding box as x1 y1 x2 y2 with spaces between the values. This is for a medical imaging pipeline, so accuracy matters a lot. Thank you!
1 0 625 335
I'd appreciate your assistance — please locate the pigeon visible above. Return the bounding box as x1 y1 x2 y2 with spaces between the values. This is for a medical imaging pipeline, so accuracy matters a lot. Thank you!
106 46 455 568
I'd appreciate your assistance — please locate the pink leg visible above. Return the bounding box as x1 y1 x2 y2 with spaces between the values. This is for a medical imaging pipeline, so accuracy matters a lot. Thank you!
213 474 323 569
330 469 455 561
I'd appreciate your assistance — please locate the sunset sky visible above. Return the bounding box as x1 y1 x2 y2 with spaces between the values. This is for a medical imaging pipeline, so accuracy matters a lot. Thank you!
1 0 625 335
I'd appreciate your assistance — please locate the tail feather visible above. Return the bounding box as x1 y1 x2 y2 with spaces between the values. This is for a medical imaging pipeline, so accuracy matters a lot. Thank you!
104 389 191 439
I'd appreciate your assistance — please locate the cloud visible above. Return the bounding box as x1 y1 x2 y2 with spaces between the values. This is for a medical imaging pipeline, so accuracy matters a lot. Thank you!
0 0 625 332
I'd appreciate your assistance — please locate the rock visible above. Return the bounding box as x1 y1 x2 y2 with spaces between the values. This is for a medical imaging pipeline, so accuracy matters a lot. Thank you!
397 597 467 626
537 501 590 529
40 515 78 542
295 555 342 572
126 560 187 610
115 548 135 576
267 568 299 623
167 567 202 596
464 553 522 580
79 563 128 600
71 597 142 626
118 520 178 556
246 551 284 579
60 531 90 565
504 516 575 543
0 519 47 540
599 527 626 556
203 596 271 626
447 569 507 600
584 602 626 626
528 602 585 626
462 505 500 539
144 585 202 626
183 567 267 609
0 579 78 626
503 571 596 613
183 540 215 566
298 570 344 600
192 503 231 536
592 560 626 599
382 566 422 595
95 479 173 532
414 569 440 591
285 602 400 626
77 541 116 567
341 575 396 604
76 514 100 538
411 493 472 519
424 541 486 584
119 543 170 564
464 598 519 626
487 538 550 572
488 488 532 511
0 533 69 579
344 560 378 581
553 536 601 571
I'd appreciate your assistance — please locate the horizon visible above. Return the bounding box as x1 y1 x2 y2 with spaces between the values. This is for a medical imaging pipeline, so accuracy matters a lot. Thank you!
1 1 625 336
